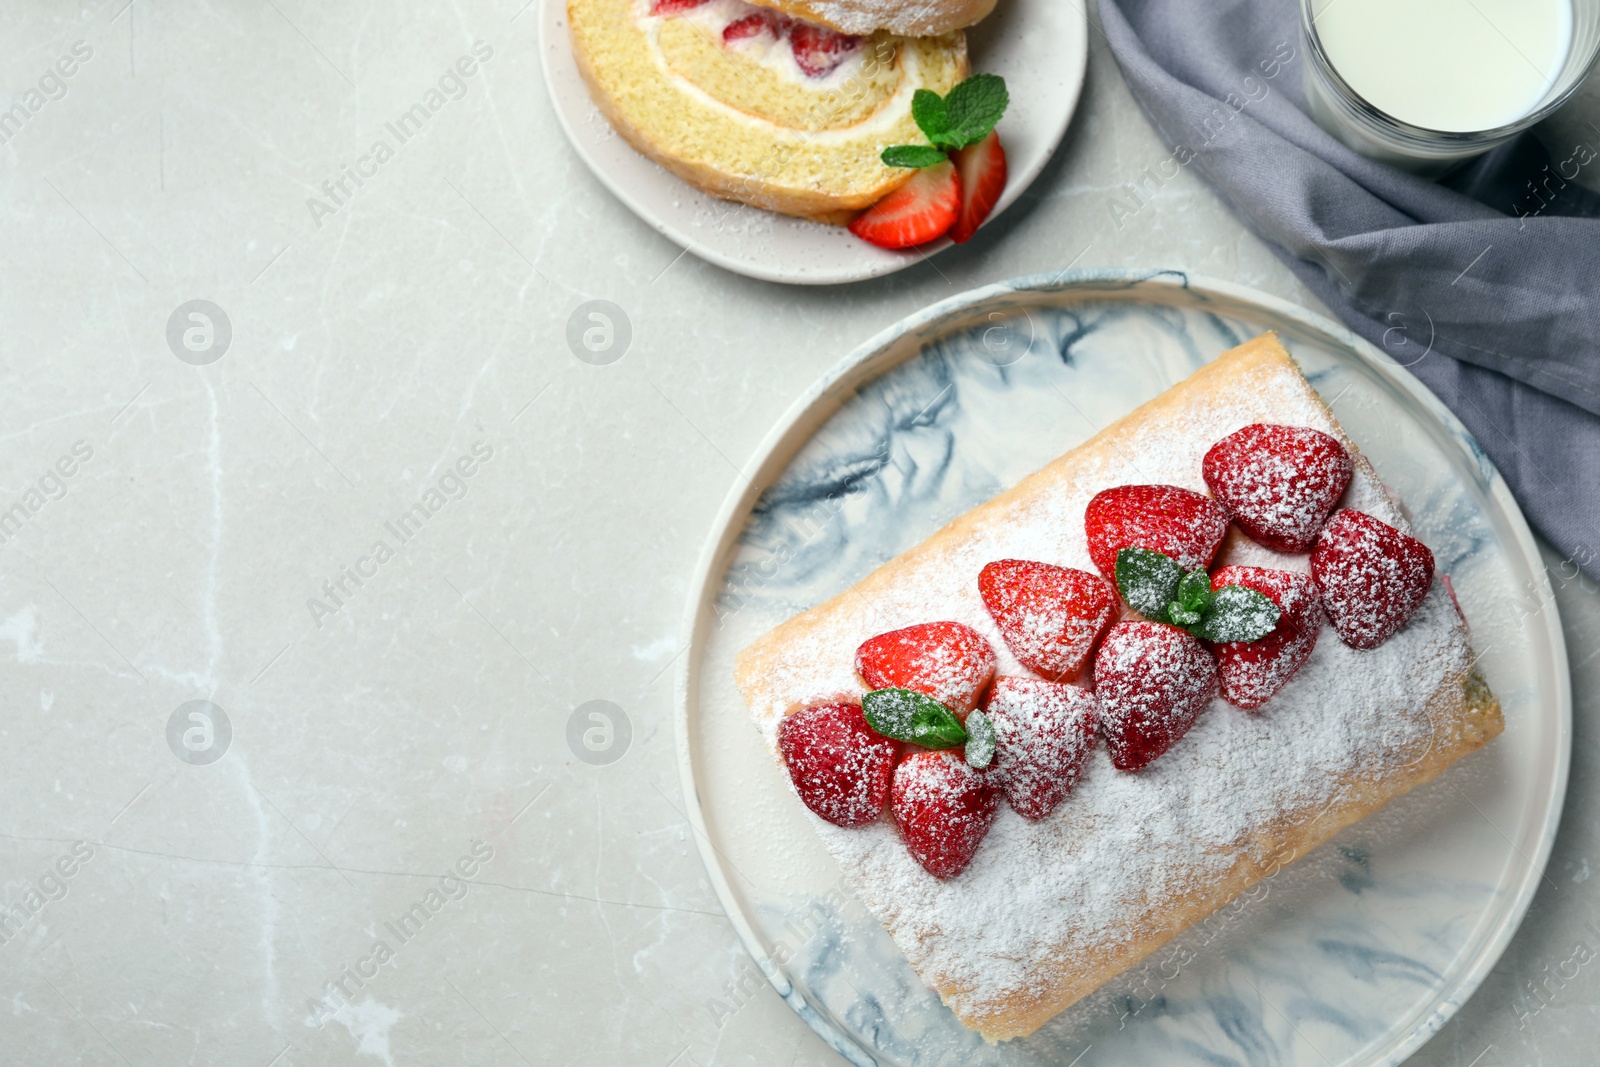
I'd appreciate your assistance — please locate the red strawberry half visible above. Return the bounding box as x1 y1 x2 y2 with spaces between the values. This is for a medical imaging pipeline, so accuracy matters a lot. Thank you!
978 559 1116 682
948 130 1007 244
651 0 709 13
892 749 999 879
777 703 897 827
848 160 960 249
723 11 781 41
1093 621 1217 771
1311 509 1435 649
1084 484 1228 581
855 621 995 714
790 23 862 77
1209 566 1323 710
985 677 1098 819
1202 424 1353 553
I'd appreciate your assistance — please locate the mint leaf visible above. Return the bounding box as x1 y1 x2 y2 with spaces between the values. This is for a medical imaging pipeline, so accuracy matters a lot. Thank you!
1176 570 1214 614
911 88 952 147
1167 571 1213 625
862 688 967 749
1191 585 1281 643
881 144 948 169
1167 601 1203 627
964 709 996 769
943 73 1009 148
1116 547 1184 622
897 75 1008 163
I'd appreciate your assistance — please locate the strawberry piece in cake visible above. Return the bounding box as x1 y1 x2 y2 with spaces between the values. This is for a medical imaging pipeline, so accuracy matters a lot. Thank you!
789 23 862 77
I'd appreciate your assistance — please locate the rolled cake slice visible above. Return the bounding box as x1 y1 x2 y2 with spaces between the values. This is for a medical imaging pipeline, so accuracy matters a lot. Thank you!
567 0 969 223
749 0 999 36
733 333 1502 1039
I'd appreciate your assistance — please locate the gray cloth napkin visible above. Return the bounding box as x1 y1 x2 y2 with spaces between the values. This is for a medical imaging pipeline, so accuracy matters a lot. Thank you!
1098 0 1600 578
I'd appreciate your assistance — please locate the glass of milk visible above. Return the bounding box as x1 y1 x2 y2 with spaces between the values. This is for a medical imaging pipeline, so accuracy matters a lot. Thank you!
1302 0 1600 176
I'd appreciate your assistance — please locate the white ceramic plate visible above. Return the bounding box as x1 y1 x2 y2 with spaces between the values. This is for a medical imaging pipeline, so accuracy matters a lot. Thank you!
538 0 1088 285
675 271 1570 1066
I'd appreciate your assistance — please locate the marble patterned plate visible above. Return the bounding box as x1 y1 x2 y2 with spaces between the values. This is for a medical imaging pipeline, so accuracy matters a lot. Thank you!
538 0 1087 285
675 271 1570 1066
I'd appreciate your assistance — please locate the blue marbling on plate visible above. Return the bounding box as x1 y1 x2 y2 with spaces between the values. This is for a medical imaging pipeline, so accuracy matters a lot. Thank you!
684 272 1566 1067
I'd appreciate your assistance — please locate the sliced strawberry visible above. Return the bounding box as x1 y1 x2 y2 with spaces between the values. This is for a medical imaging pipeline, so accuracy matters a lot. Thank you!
855 620 995 714
947 130 1007 244
892 749 999 879
1093 621 1216 772
1208 566 1322 710
978 559 1116 682
777 703 897 827
848 160 960 250
1202 424 1353 553
651 0 709 13
789 22 862 77
1084 484 1229 581
985 677 1098 820
1311 509 1434 649
722 10 778 42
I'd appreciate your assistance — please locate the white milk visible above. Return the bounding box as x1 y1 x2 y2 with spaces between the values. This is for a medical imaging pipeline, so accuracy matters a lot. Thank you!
1312 0 1573 132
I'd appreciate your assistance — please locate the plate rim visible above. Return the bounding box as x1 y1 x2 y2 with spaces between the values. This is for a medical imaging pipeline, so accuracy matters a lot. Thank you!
672 268 1573 1066
537 0 1089 286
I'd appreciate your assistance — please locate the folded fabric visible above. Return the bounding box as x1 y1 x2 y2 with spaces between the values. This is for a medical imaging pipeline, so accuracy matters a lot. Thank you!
1099 0 1600 578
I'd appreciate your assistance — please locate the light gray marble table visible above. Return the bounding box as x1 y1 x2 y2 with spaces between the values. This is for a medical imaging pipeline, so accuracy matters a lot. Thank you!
0 3 1595 1065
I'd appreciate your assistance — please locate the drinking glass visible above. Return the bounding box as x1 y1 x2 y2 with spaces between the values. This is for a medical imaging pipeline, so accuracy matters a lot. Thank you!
1301 0 1600 176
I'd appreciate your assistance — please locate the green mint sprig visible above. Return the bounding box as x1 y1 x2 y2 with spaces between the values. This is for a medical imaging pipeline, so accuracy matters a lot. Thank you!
881 73 1009 169
863 688 966 748
862 688 995 770
1114 547 1281 644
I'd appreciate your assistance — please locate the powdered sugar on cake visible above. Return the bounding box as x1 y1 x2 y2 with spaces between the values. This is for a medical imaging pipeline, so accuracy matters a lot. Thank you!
734 343 1481 1031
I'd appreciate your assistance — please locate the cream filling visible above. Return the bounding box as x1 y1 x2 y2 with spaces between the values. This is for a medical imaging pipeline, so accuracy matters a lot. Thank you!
637 0 921 144
648 0 870 85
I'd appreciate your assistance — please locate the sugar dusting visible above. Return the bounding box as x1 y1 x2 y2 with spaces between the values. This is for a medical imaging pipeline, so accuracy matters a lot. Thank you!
735 344 1477 1027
